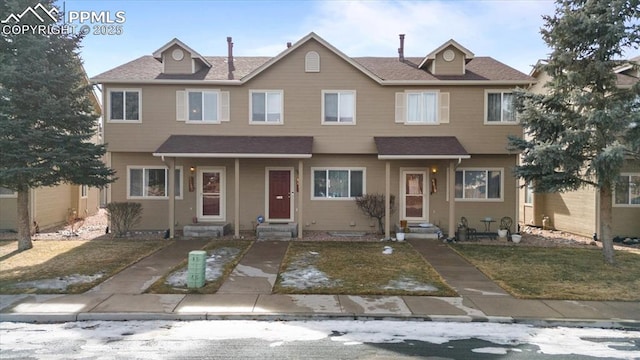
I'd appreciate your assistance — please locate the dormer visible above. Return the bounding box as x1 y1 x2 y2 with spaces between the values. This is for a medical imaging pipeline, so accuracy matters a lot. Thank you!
418 39 474 76
152 38 211 75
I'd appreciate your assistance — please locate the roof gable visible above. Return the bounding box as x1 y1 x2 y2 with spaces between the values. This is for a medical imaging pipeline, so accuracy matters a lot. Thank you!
241 32 383 84
152 38 212 68
419 39 475 69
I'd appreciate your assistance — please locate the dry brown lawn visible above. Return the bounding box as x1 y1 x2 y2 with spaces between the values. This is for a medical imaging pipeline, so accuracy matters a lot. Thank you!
274 241 457 296
452 244 640 301
0 239 168 294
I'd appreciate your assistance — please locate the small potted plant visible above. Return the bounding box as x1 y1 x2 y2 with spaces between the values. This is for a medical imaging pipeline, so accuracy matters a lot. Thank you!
511 233 522 243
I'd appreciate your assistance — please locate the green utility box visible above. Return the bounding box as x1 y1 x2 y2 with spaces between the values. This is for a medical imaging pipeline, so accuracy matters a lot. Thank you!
187 250 207 288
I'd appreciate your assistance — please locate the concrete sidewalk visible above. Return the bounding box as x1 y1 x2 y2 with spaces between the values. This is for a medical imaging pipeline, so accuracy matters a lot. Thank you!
1 239 639 328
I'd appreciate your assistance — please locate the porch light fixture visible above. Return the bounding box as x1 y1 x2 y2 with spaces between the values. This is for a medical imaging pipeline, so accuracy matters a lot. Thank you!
431 166 438 174
190 166 196 174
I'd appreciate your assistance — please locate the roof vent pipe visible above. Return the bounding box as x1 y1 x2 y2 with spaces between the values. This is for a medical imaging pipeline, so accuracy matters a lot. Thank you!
398 34 405 62
287 42 292 48
227 36 235 80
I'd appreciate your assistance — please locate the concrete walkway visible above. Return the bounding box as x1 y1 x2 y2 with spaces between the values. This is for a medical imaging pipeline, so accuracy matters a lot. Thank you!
88 239 209 294
1 239 639 328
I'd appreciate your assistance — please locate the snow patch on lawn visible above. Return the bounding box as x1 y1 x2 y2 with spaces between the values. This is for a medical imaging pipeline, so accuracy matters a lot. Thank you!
165 247 240 287
382 275 439 292
12 273 104 291
279 251 341 289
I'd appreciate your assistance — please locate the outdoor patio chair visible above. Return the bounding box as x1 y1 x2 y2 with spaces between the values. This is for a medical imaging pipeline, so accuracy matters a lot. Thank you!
499 216 513 237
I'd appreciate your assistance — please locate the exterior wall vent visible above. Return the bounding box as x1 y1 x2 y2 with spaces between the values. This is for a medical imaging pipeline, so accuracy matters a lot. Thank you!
305 51 320 73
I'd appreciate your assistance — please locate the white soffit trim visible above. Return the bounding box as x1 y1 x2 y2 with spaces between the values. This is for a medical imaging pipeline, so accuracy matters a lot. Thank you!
153 152 312 159
377 155 472 160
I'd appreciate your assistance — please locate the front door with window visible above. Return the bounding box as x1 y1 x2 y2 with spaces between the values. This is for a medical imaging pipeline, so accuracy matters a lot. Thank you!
268 169 291 221
198 168 225 221
401 170 428 221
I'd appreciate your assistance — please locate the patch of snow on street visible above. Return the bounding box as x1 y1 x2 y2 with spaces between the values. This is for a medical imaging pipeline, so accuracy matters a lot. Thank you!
382 275 438 292
165 247 240 287
472 347 510 354
1 320 638 359
12 273 104 291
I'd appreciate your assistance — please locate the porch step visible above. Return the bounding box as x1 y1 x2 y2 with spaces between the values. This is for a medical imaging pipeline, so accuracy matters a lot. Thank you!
258 231 293 241
395 224 441 240
183 224 230 238
256 223 298 241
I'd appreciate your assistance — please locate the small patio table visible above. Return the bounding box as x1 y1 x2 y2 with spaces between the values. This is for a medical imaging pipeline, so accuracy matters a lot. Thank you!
480 218 496 232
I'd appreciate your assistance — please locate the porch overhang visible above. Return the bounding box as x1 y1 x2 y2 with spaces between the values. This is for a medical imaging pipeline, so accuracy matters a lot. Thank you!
153 135 313 159
374 136 470 160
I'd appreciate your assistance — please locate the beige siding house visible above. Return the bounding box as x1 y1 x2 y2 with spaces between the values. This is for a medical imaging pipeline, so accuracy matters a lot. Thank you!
92 33 535 239
518 58 640 238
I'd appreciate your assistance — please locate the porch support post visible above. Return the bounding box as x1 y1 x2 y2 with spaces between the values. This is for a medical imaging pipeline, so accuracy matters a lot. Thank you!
385 160 391 239
168 157 175 239
298 159 303 239
234 158 240 238
448 160 456 239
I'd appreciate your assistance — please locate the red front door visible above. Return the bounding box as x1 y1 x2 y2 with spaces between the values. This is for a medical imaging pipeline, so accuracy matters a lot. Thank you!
269 170 291 220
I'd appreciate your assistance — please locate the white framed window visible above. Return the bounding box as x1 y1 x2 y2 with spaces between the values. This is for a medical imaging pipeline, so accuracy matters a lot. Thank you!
108 88 141 122
127 166 183 199
524 183 534 205
455 168 503 201
250 90 283 124
312 168 365 199
81 185 88 198
187 90 219 122
407 91 438 124
485 90 516 124
322 90 355 124
0 187 17 198
395 91 449 124
614 173 640 206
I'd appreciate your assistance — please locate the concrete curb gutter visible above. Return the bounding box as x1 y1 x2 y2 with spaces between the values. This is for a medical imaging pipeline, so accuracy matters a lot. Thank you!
2 312 639 330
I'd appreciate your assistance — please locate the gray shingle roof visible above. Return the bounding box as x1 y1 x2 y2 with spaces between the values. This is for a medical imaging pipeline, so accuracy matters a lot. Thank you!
154 135 314 157
93 55 534 83
374 136 469 158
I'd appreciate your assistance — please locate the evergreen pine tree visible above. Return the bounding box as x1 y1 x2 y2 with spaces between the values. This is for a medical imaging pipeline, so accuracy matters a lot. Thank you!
510 0 640 264
0 0 115 251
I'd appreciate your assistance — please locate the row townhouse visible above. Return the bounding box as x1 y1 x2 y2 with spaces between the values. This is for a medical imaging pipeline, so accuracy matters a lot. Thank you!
91 33 535 239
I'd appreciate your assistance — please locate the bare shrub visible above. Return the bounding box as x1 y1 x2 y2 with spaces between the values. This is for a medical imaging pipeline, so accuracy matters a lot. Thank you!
355 194 396 234
106 202 143 238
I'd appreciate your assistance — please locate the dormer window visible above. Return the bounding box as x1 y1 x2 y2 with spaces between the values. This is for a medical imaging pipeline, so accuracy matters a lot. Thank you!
152 38 212 75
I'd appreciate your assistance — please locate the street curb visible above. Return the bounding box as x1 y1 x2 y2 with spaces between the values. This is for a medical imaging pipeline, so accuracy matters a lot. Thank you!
2 312 639 330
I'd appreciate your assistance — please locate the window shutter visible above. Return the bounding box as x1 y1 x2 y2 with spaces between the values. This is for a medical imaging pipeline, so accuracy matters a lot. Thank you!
220 91 230 122
439 92 450 124
176 90 186 121
395 92 406 123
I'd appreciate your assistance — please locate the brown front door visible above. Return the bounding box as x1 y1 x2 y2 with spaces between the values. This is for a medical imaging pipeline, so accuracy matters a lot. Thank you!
269 170 291 220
